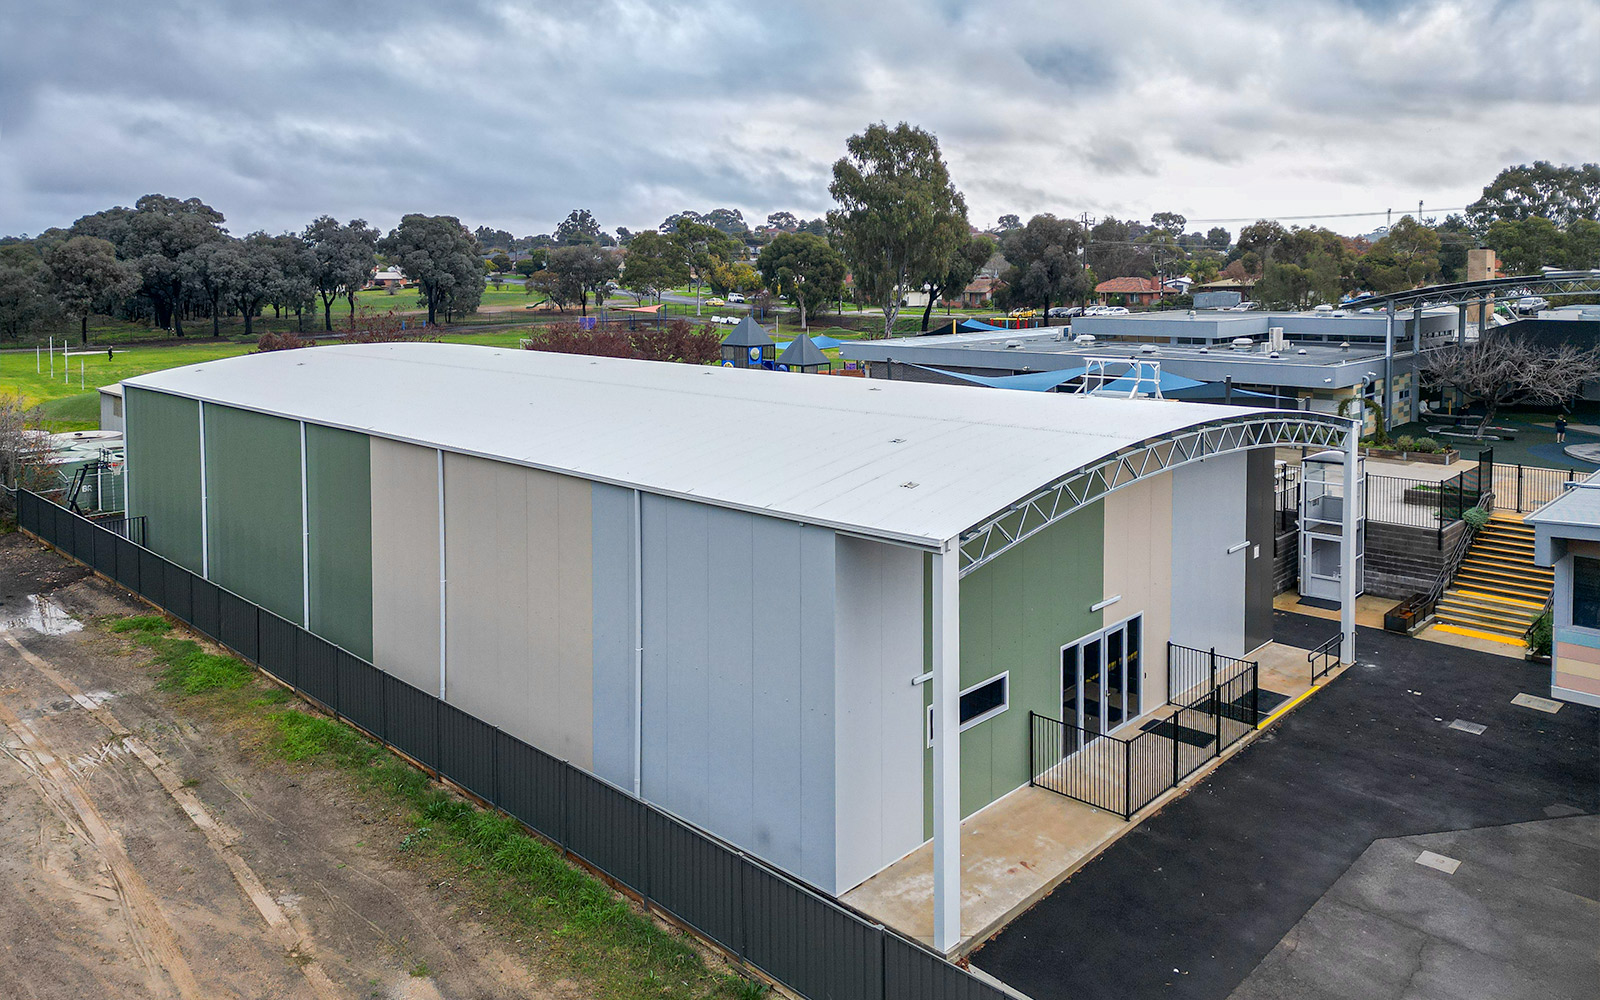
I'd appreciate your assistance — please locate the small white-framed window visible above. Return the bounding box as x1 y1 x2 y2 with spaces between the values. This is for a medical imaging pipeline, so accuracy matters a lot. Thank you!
926 672 1009 748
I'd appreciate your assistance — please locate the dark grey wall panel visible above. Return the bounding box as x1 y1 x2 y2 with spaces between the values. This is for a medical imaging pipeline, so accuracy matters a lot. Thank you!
1244 448 1275 653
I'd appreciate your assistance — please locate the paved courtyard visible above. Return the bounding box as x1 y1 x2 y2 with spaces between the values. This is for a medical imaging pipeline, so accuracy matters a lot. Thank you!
971 612 1599 1000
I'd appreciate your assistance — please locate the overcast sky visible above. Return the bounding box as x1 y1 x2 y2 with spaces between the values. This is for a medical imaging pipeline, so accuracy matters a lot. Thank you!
3 0 1596 240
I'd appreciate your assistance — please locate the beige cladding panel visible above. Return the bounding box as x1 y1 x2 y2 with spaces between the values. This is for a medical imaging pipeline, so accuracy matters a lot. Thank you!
443 453 594 769
370 438 442 693
1103 474 1174 705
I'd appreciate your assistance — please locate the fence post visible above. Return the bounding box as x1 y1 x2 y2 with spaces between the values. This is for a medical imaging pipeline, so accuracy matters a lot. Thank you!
1123 738 1132 819
1214 676 1223 754
1517 464 1524 512
1172 709 1180 785
1252 665 1259 727
1028 711 1036 787
1209 647 1217 701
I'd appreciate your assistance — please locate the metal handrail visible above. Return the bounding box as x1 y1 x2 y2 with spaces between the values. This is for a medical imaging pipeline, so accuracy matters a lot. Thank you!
1309 633 1340 682
1419 489 1496 622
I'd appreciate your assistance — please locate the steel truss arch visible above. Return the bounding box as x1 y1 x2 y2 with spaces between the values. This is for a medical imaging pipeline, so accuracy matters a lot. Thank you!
958 412 1355 576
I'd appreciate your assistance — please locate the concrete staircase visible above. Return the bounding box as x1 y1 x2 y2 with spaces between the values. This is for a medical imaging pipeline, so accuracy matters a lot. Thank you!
1435 513 1551 644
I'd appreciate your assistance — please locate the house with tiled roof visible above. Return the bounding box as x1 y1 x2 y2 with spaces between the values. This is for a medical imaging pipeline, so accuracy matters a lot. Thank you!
1095 276 1171 306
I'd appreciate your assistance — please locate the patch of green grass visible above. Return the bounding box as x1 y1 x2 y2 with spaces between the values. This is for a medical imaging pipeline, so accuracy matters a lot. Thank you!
408 960 432 978
112 614 253 694
109 614 172 636
266 704 753 999
37 391 100 432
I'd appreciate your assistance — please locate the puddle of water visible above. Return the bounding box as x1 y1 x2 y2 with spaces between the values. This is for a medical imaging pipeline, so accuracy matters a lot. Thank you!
0 595 83 636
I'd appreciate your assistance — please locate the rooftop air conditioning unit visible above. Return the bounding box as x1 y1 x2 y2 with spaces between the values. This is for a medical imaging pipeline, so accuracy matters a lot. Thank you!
1140 344 1159 354
1005 340 1023 349
1231 337 1254 351
1074 333 1096 345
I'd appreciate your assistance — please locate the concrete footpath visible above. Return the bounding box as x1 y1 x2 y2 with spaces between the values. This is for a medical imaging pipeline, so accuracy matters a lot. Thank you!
971 611 1600 1000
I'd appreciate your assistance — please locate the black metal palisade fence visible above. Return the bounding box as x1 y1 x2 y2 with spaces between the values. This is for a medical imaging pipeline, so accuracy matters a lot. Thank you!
16 491 1010 1000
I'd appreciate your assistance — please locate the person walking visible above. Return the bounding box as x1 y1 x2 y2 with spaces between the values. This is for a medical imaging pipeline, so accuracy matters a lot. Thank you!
1555 413 1568 444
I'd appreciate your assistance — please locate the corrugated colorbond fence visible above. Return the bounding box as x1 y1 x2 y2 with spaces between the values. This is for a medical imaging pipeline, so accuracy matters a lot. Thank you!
17 490 1009 1000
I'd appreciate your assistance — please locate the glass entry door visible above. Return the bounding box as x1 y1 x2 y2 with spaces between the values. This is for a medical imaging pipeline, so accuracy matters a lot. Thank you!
1062 617 1142 748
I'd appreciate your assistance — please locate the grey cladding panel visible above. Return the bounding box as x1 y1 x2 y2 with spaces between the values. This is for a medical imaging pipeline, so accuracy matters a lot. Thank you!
640 494 837 892
591 483 638 790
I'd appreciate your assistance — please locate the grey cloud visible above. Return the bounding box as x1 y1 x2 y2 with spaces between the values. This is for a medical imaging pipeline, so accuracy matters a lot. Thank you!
1 0 1595 239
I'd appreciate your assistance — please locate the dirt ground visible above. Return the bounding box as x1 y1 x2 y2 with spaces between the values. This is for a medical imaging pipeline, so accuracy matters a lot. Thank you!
0 533 580 1000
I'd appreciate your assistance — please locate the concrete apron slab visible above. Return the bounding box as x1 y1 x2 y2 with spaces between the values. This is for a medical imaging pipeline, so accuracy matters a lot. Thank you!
841 648 1349 958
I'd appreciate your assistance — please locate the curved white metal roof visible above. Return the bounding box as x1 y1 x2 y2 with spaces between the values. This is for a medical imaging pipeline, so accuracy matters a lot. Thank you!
127 343 1282 547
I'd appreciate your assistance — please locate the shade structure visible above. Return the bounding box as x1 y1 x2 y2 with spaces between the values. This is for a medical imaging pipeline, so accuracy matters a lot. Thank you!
776 335 843 350
720 316 776 368
776 332 830 371
915 365 1087 391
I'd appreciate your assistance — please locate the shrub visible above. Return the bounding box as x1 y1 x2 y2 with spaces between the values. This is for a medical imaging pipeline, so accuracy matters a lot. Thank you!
1463 505 1491 529
1413 436 1441 453
1393 435 1418 451
1526 610 1553 656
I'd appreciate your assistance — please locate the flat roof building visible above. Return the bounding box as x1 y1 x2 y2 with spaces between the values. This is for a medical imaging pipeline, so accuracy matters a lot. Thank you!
120 343 1356 950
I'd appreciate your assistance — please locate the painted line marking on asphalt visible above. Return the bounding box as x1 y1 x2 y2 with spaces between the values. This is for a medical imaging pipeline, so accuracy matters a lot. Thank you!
1415 850 1461 874
1448 719 1487 735
1256 686 1320 730
1512 693 1563 714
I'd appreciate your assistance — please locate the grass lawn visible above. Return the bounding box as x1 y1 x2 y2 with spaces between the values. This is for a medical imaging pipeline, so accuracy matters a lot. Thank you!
1 341 255 431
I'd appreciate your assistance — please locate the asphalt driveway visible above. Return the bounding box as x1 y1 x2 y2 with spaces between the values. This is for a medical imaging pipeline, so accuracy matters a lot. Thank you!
971 612 1599 1000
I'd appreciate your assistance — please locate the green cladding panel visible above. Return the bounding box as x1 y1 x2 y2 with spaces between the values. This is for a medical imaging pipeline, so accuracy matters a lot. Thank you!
305 425 373 660
925 500 1106 833
124 387 203 573
203 404 304 622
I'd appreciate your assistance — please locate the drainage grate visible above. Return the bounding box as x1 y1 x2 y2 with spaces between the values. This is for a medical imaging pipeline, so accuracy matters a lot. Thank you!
1415 850 1461 874
1512 693 1563 714
1448 719 1488 735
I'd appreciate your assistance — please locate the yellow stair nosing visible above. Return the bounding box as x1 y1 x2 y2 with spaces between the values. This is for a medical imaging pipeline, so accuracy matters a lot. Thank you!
1443 588 1545 610
1432 623 1528 645
1437 608 1539 630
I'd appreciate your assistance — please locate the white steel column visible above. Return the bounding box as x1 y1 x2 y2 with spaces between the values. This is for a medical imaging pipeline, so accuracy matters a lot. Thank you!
1383 303 1395 431
197 401 209 579
931 545 962 953
1340 419 1359 664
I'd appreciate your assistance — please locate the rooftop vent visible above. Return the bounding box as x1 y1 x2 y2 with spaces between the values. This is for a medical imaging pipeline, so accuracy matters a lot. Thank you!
1269 351 1282 358
1005 340 1023 349
1073 333 1096 345
1231 337 1254 351
1140 343 1159 354
1297 348 1308 355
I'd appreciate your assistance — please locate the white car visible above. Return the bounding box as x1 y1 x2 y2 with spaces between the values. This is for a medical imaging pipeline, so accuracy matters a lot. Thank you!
727 293 746 303
1515 296 1549 315
1102 306 1130 315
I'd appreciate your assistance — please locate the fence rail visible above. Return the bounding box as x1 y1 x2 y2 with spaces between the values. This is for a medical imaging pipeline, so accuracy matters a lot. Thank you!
14 490 1006 1000
1496 462 1580 514
1033 653 1259 820
1167 641 1256 704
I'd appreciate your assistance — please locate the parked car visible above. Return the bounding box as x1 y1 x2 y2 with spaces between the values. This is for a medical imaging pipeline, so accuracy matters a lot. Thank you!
1047 306 1084 318
709 314 739 325
1082 305 1106 317
1008 308 1036 319
726 293 746 303
1515 296 1549 315
1103 305 1130 316
1230 300 1259 312
705 297 727 307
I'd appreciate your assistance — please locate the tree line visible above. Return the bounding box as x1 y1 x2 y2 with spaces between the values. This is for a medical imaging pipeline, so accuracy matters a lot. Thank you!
2 149 1594 345
0 196 491 342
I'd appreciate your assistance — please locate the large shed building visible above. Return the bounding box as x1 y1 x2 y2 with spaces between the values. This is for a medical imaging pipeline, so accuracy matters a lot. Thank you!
120 343 1356 949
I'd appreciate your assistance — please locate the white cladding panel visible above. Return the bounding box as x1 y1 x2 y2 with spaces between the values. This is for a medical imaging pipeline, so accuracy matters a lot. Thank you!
1169 454 1248 657
833 537 925 891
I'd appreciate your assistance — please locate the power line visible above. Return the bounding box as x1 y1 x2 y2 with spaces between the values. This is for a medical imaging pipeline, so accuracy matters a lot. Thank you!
1180 207 1469 224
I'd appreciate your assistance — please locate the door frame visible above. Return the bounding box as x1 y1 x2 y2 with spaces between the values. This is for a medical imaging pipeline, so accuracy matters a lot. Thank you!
1060 613 1145 746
